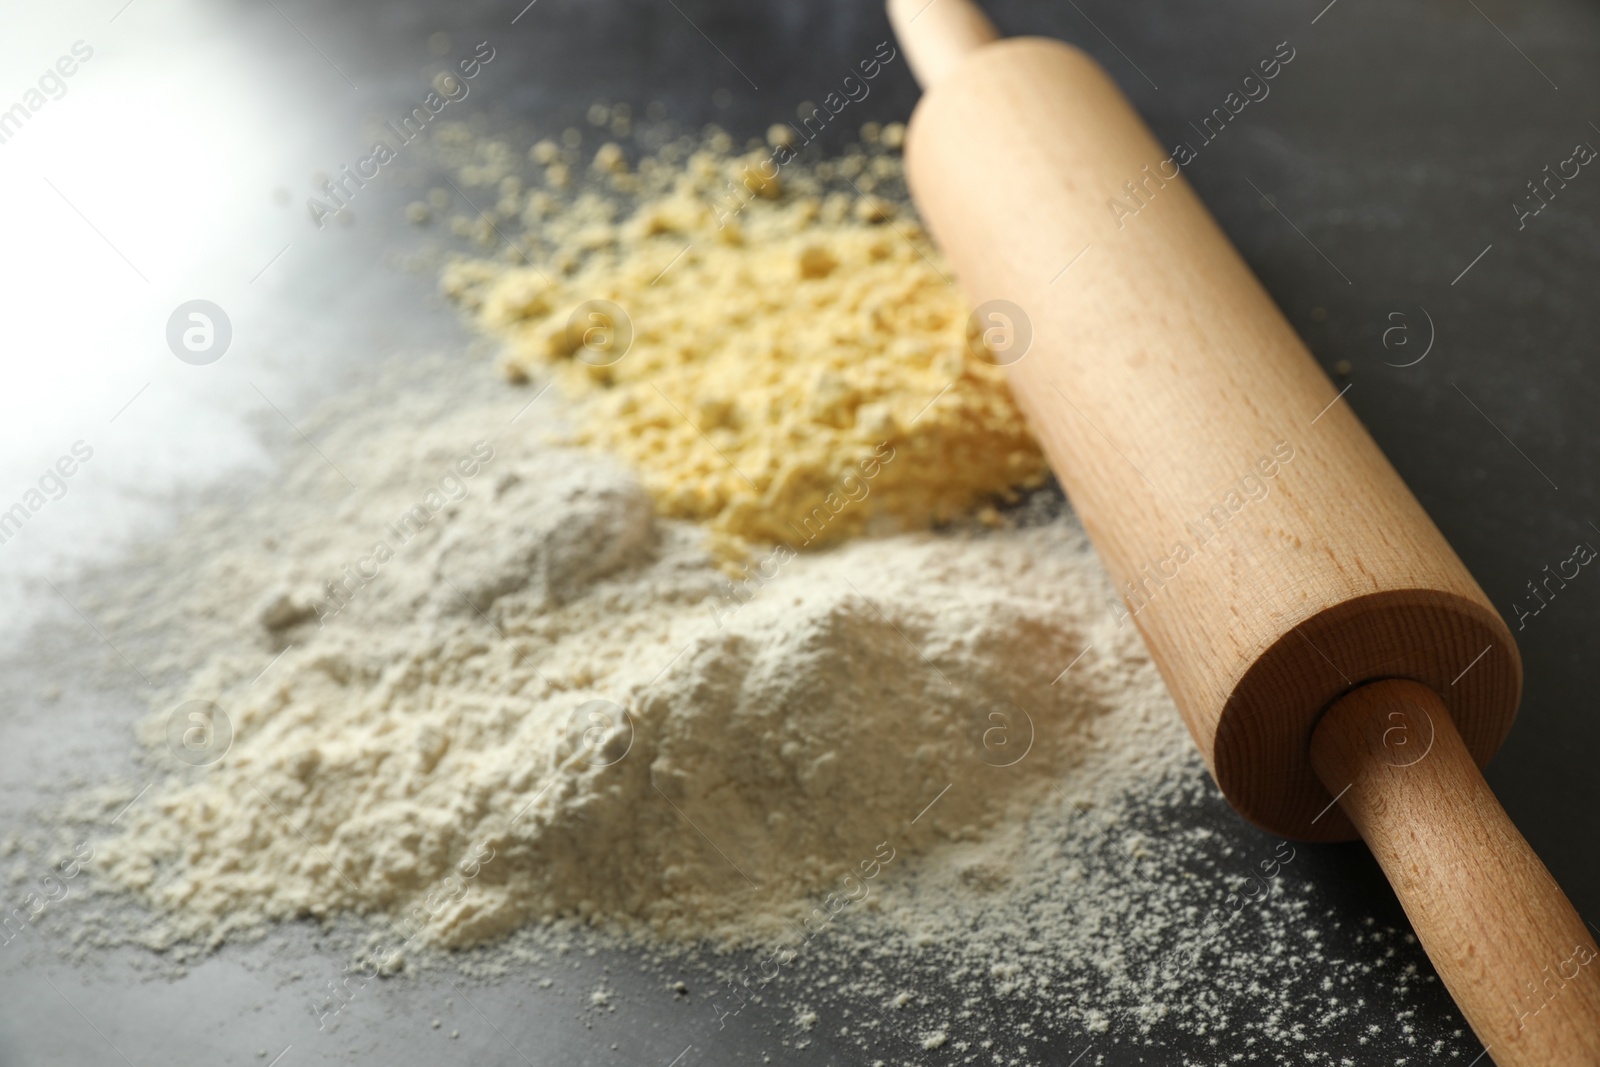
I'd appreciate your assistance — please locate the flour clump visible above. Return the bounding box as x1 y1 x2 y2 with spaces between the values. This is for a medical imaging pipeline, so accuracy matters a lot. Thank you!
90 383 1179 953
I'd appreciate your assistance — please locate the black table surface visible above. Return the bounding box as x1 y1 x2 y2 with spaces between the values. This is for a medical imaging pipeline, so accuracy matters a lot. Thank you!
1 1 1596 1064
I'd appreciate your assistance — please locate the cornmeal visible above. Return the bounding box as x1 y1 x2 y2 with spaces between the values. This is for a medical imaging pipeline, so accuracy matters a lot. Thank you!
441 141 1047 557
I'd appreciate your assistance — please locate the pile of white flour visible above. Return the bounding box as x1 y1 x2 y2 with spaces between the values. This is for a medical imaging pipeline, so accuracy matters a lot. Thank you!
54 361 1463 1062
89 358 1189 956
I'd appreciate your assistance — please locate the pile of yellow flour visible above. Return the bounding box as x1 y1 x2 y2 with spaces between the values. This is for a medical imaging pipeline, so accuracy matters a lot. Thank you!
437 124 1047 558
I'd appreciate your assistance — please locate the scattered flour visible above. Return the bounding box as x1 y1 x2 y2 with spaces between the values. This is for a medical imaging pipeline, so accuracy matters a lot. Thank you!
86 364 1187 957
52 362 1463 1063
18 110 1472 1063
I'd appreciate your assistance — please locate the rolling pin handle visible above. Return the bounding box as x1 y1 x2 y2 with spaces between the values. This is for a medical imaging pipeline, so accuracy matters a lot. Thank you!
1311 680 1600 1066
886 0 998 89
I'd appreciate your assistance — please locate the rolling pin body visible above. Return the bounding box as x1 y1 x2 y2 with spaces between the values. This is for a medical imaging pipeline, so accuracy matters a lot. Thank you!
898 28 1516 841
888 1 1600 1061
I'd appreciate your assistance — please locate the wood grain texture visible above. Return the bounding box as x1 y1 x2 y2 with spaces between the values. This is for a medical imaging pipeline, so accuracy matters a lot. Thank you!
1312 681 1600 1066
899 31 1520 839
890 3 1599 1054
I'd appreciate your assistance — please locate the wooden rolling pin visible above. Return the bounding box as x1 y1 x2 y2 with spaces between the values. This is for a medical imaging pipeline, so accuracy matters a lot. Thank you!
886 1 1600 1062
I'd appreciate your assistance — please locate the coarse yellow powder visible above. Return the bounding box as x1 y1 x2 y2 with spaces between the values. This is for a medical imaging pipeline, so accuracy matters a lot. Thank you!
441 139 1047 558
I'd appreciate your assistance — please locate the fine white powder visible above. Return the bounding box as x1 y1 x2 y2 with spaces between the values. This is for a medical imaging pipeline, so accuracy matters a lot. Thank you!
90 358 1188 955
55 361 1461 1063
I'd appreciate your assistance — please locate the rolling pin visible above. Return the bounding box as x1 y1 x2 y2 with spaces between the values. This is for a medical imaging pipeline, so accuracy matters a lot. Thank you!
885 1 1600 1062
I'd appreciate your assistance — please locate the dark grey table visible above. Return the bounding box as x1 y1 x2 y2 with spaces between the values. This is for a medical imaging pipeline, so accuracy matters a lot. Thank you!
1 1 1595 1064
